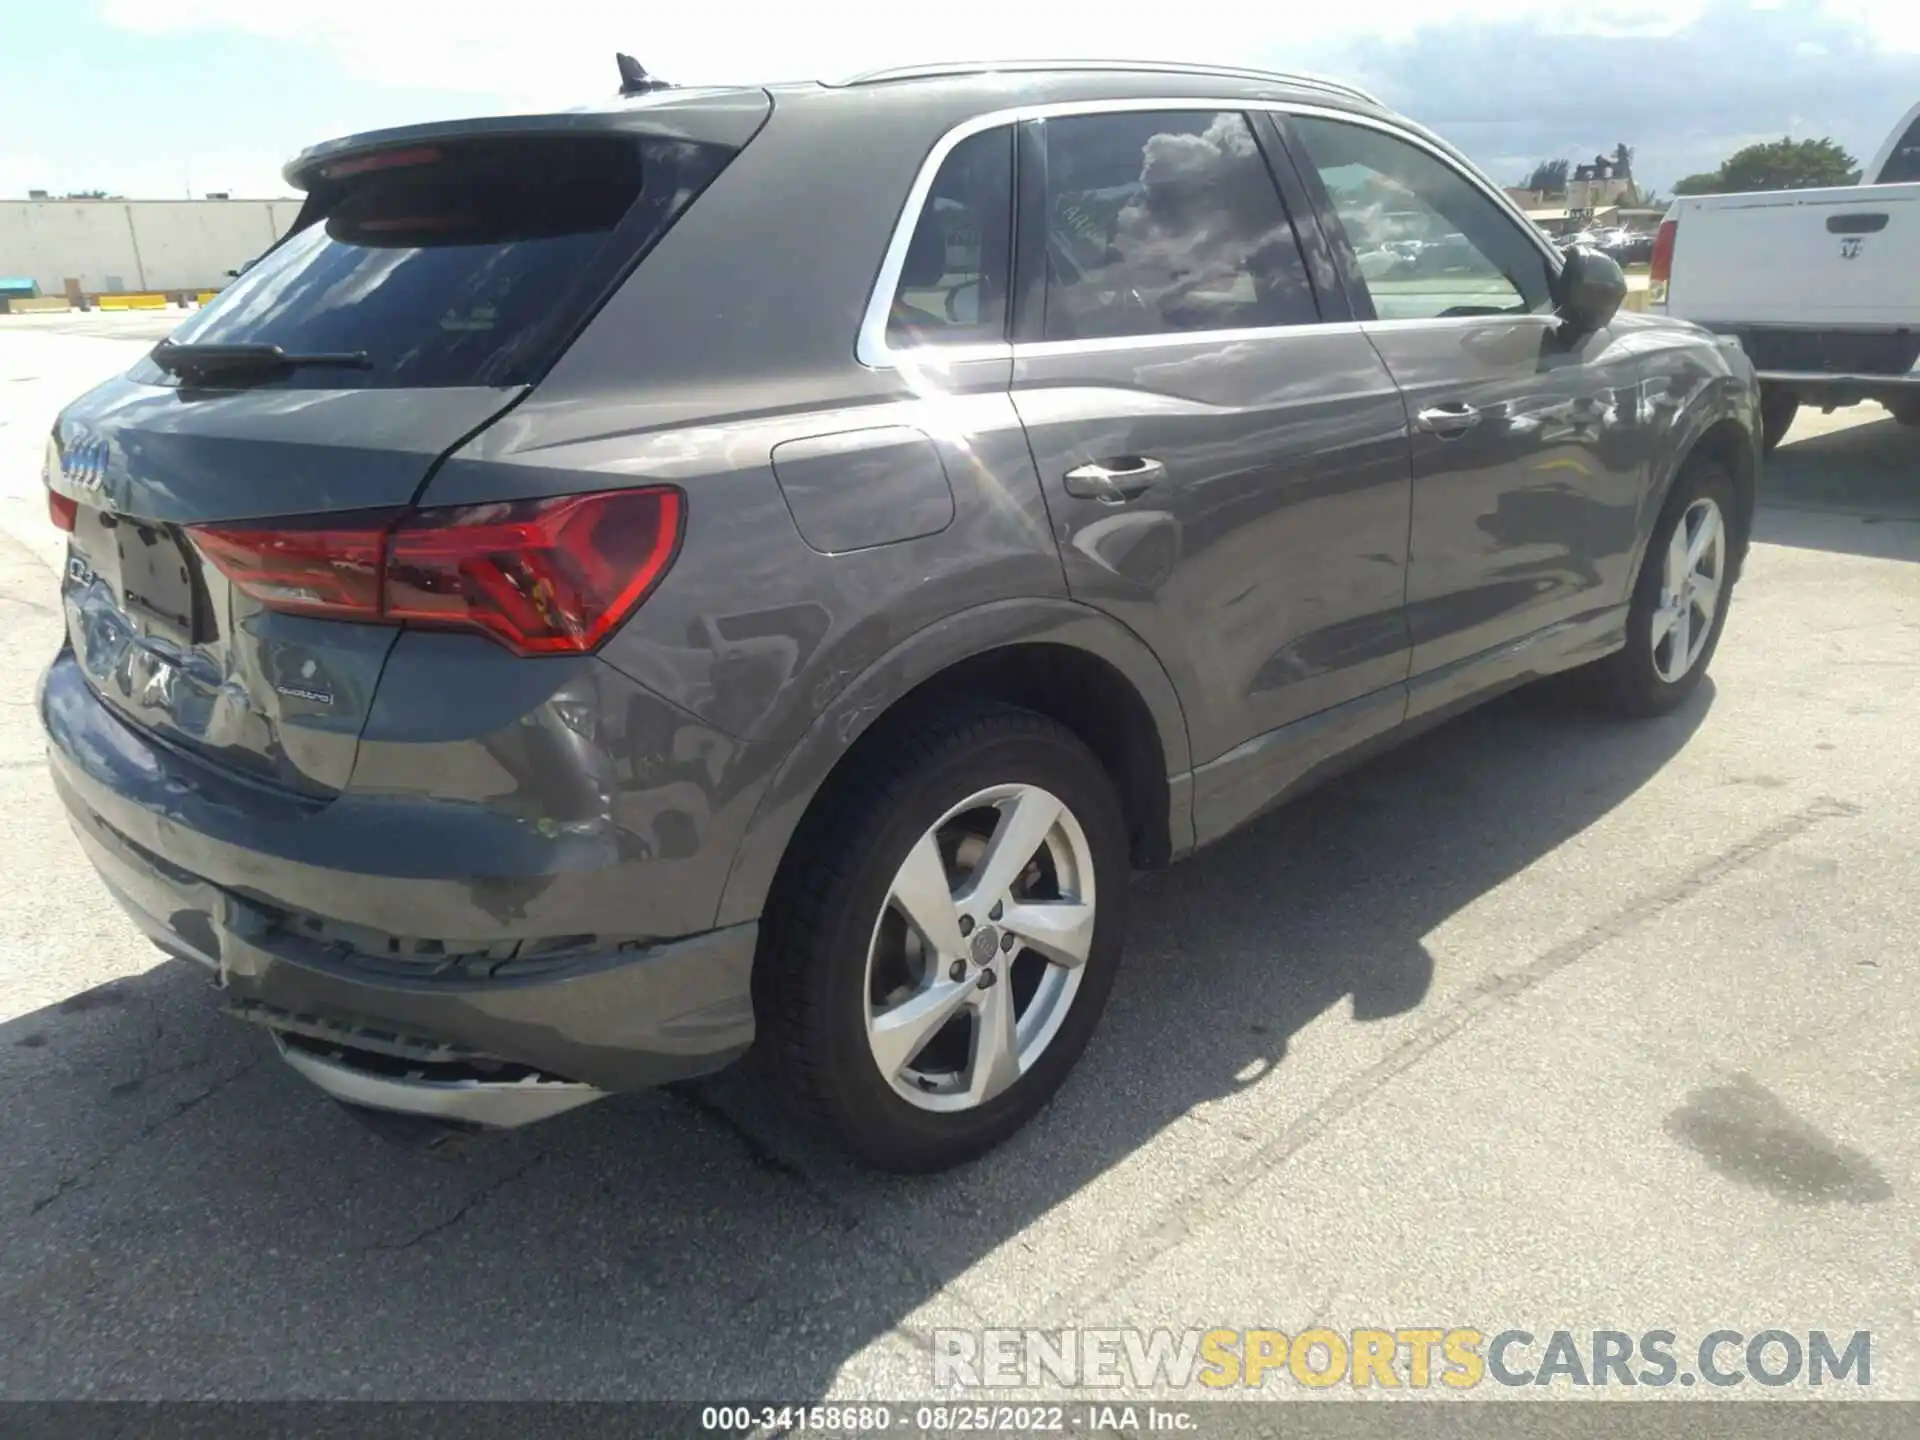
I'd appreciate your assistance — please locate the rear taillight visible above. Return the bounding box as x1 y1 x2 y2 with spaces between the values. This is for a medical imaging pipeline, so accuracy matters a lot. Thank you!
189 515 387 619
189 487 683 656
44 430 75 532
1649 219 1678 304
385 489 683 655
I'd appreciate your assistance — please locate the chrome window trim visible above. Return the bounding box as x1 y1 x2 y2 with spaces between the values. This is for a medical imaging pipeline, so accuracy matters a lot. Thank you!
856 96 1565 371
1009 312 1560 362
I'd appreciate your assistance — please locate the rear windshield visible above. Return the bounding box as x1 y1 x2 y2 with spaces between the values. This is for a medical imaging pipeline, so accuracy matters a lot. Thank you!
156 133 732 389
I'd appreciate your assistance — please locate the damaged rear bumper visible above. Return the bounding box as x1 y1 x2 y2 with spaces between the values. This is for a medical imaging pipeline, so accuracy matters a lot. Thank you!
57 778 758 1123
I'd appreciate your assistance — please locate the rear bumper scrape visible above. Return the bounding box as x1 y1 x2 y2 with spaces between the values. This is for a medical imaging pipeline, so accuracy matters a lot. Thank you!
68 793 760 1099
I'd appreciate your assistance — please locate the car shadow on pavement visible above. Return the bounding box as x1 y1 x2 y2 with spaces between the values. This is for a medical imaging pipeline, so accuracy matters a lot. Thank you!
1758 415 1920 561
0 679 1710 1399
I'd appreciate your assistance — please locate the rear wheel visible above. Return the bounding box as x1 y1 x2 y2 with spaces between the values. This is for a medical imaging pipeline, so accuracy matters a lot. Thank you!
755 704 1127 1173
1578 458 1737 718
1760 387 1800 453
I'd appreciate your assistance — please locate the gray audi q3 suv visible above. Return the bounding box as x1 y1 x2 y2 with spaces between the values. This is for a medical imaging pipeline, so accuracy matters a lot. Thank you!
41 59 1760 1171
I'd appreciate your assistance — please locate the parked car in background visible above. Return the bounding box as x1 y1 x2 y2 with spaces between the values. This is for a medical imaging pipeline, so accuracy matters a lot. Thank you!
1595 229 1655 266
1655 100 1920 448
1413 230 1477 273
42 58 1760 1173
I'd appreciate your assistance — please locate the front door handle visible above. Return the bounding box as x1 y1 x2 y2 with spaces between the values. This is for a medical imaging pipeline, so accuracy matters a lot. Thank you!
1416 403 1482 437
1064 457 1165 503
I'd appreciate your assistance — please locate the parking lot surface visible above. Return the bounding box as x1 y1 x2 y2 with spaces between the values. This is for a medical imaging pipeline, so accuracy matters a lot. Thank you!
2 314 1916 1401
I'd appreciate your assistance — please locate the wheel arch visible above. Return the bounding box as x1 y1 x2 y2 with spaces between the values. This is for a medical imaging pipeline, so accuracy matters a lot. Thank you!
714 599 1194 930
1634 390 1760 589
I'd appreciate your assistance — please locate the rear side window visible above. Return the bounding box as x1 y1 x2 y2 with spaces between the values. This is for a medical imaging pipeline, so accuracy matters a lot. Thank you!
885 127 1014 349
1289 116 1553 322
161 134 735 388
1039 111 1319 342
1880 116 1920 183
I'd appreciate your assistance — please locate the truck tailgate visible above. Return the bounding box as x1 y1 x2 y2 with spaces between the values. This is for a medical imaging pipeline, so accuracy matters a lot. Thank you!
1666 184 1920 329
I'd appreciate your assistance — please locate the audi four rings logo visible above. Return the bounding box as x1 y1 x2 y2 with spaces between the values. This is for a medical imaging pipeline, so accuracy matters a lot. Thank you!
61 431 109 491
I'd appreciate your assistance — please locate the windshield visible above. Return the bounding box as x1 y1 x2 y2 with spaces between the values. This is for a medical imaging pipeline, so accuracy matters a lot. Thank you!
158 133 722 389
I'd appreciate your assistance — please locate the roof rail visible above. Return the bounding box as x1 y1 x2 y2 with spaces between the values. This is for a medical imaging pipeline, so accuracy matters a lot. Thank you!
834 59 1382 107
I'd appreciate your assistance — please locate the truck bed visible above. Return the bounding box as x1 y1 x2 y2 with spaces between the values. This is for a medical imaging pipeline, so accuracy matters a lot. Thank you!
1662 182 1920 331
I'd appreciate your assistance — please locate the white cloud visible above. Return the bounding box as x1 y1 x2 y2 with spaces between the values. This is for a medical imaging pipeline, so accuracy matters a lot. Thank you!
93 0 1920 194
0 151 56 199
103 0 1897 104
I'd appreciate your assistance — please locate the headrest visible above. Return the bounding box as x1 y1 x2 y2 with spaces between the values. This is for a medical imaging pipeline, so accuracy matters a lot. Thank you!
901 215 948 288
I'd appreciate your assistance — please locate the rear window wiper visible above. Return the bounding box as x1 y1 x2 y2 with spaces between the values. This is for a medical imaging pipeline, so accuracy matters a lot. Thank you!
151 341 373 382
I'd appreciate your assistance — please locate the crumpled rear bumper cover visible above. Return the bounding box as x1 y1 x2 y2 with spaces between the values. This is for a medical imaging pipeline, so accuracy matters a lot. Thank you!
60 775 759 1094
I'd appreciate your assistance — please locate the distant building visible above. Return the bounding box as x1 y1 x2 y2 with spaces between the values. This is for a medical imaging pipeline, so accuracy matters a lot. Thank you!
0 196 301 296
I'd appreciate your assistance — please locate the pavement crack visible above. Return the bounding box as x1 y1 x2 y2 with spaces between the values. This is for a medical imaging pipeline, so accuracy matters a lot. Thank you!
667 1086 868 1234
667 1085 993 1319
367 1149 548 1253
668 1083 816 1188
25 1056 265 1218
1040 794 1864 1322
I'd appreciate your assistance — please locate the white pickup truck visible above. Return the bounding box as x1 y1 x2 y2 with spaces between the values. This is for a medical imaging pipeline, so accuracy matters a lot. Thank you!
1654 102 1920 449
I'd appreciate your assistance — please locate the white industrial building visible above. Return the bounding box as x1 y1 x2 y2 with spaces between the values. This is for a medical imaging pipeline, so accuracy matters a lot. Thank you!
0 198 302 298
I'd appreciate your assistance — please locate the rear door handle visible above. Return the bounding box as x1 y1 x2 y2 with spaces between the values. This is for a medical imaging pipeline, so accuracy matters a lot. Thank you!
1416 403 1482 437
1064 457 1165 503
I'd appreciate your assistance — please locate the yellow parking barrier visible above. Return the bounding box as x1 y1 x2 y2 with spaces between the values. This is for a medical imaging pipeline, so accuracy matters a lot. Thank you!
97 293 169 310
2 296 72 314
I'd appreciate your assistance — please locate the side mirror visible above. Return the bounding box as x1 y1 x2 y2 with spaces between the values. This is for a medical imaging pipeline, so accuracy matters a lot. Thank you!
1556 245 1627 336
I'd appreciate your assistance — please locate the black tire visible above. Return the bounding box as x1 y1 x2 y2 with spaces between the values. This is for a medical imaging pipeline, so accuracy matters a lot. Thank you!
753 703 1128 1173
1888 395 1920 427
1760 387 1800 453
1579 458 1739 718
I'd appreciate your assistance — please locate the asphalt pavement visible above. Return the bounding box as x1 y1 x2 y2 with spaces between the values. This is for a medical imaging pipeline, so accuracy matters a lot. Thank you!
1 315 1916 1405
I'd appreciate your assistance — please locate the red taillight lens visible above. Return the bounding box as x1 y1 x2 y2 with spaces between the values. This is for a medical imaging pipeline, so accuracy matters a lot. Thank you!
188 487 683 656
386 489 682 655
1649 219 1678 303
189 513 390 619
48 491 78 533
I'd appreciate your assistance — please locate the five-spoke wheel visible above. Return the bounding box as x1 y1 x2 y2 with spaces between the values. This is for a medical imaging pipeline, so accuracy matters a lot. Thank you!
866 783 1096 1112
756 703 1126 1172
1651 496 1726 684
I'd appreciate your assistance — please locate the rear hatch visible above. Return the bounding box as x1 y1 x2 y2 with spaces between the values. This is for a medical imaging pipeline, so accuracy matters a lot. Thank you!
1664 183 1920 330
48 96 765 798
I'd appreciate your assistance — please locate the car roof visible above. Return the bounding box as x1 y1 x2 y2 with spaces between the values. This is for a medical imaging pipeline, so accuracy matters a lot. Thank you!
823 59 1385 109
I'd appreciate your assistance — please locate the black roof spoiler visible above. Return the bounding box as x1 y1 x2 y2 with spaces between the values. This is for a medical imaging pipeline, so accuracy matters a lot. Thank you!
281 90 771 191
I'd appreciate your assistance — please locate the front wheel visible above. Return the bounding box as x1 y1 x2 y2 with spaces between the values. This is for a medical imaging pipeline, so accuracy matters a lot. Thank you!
1578 458 1738 718
754 704 1128 1172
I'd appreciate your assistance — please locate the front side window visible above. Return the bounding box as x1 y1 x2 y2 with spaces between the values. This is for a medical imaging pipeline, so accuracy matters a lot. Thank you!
885 127 1013 349
1039 110 1319 342
1290 116 1554 322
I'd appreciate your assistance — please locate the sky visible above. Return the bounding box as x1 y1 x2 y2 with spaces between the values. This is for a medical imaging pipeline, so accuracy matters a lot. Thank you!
1 0 1916 200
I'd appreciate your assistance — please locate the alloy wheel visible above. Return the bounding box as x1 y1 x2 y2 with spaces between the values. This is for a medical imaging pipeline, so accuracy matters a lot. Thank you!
1651 496 1725 684
863 783 1096 1113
